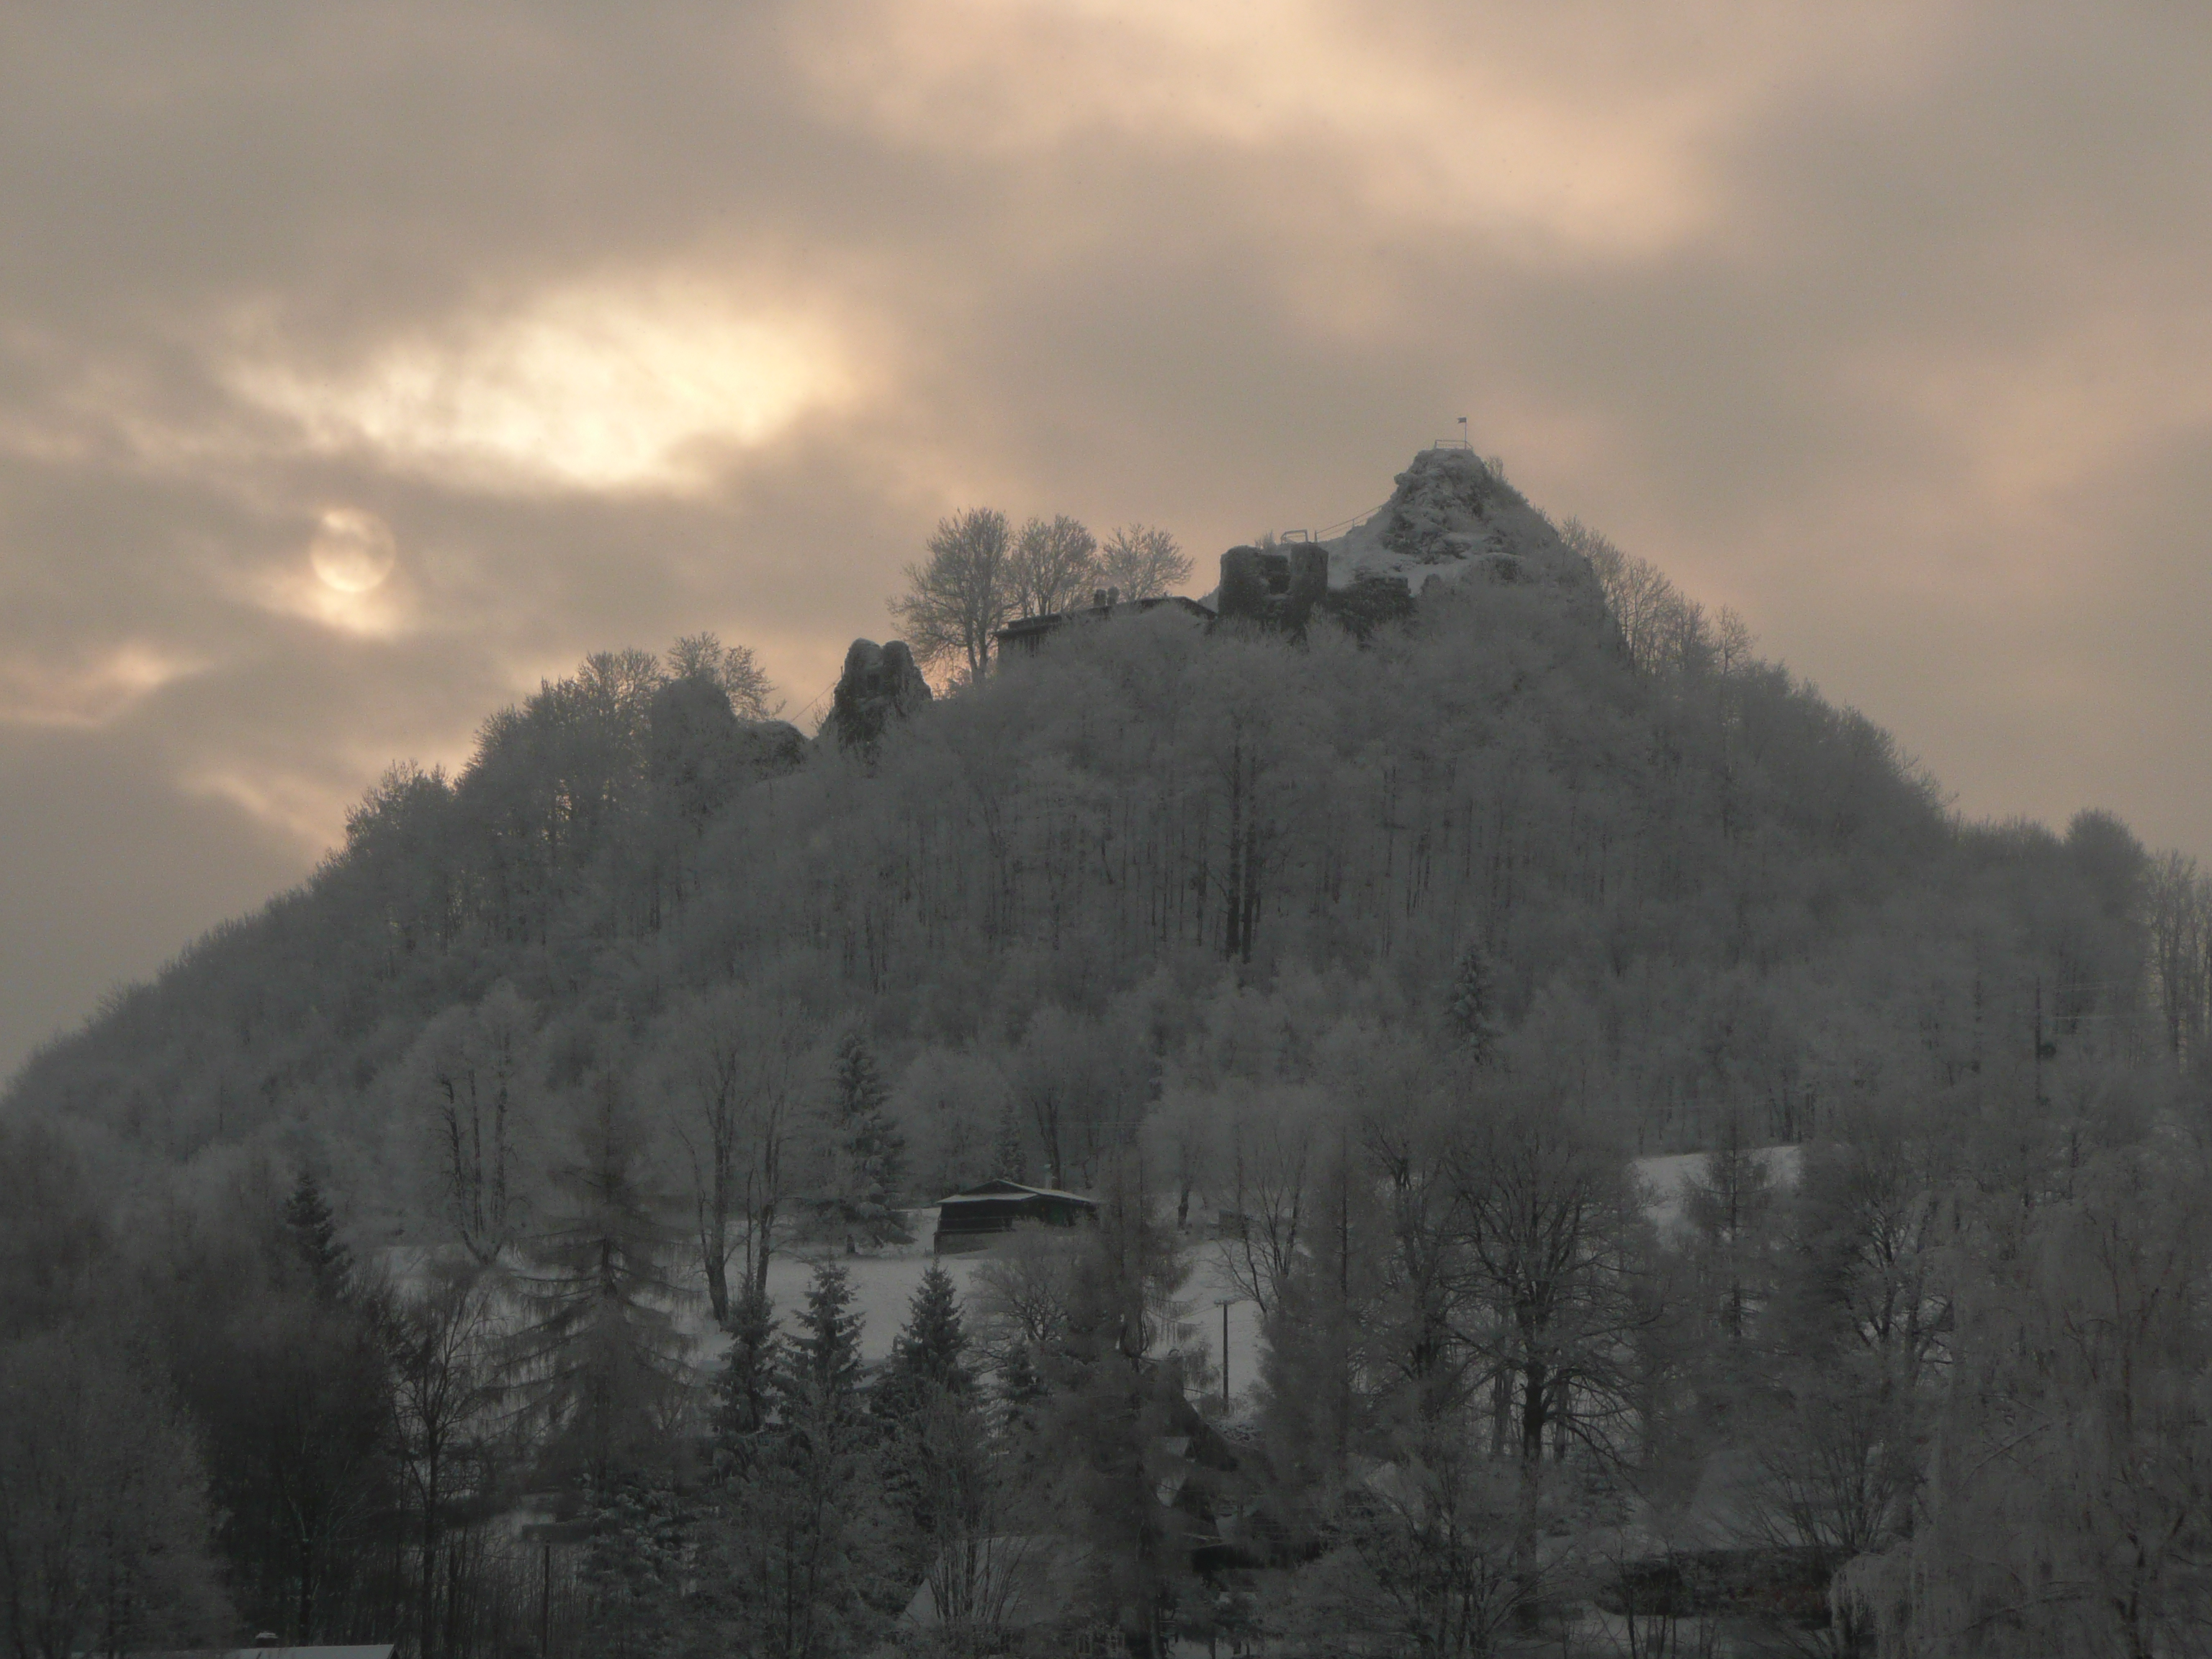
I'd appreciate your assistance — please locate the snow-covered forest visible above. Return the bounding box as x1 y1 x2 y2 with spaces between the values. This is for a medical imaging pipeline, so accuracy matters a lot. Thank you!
8 453 2212 1656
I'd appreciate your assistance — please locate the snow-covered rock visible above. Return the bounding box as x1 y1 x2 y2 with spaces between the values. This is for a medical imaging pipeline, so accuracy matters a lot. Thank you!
1319 445 1596 598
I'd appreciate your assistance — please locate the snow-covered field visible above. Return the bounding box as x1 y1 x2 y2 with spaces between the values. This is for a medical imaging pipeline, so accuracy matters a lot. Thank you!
389 1147 1798 1415
1633 1145 1803 1241
750 1235 1268 1408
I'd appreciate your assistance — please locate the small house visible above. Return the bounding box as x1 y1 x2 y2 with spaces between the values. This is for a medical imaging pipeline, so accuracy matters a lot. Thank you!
932 1179 1100 1253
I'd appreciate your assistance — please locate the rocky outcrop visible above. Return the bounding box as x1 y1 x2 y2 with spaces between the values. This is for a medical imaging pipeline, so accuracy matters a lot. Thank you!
831 638 932 752
1320 444 1596 600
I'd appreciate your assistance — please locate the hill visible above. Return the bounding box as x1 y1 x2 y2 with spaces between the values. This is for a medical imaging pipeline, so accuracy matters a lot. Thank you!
10 446 2211 1657
2 449 2164 1239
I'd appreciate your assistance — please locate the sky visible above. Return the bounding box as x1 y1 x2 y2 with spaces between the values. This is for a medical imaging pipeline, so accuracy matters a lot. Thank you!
6 2 2212 1084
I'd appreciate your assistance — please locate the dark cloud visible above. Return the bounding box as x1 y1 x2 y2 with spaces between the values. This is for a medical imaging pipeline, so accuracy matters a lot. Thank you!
6 1 2212 1077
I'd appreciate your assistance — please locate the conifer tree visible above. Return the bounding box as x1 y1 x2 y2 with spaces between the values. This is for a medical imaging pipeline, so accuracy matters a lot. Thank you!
997 1340 1047 1435
1040 1160 1195 1657
876 1264 974 1425
824 1031 909 1248
505 1087 692 1484
1446 941 1498 1066
1683 1112 1776 1346
714 1285 778 1475
733 1262 881 1659
989 1100 1029 1184
282 1170 354 1303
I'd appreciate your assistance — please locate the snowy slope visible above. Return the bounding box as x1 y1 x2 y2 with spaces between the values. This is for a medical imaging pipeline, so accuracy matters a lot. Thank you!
1316 444 1596 597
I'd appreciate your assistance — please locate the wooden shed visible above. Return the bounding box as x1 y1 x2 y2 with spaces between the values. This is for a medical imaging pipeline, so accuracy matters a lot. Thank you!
932 1179 1099 1254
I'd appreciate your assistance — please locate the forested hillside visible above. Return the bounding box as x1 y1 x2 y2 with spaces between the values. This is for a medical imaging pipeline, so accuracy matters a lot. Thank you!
9 452 2212 1656
2 462 2170 1220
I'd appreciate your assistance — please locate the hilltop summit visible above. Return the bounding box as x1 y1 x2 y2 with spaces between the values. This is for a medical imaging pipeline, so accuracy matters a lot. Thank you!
1321 446 1593 596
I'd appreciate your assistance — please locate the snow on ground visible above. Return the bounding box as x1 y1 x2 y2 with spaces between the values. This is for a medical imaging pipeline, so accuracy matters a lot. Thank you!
742 1231 1267 1411
1632 1145 1804 1242
387 1147 1800 1413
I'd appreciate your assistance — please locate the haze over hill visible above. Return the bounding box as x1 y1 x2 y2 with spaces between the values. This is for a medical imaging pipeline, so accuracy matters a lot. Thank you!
5 448 2187 1228
12 446 2212 1655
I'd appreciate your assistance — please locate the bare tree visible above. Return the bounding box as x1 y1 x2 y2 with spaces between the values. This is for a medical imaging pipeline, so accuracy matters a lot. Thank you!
2145 849 2212 1062
890 507 1013 681
659 984 811 1325
1098 523 1192 600
0 1329 229 1659
1560 517 1709 675
1007 513 1098 619
667 631 779 720
389 1268 499 1659
1219 1085 1321 1315
1444 1097 1653 1587
408 983 537 1265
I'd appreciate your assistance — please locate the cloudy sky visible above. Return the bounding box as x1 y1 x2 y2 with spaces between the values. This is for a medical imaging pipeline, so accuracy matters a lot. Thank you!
6 2 2211 1081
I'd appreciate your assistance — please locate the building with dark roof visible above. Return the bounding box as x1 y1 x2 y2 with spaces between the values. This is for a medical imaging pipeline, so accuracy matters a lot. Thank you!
993 590 1215 661
932 1179 1100 1253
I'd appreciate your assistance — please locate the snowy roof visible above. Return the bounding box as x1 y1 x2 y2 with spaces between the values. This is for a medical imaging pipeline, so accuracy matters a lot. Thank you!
935 1179 1097 1207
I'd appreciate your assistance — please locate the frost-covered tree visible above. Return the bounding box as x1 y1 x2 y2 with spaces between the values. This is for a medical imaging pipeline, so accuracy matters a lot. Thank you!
505 1087 693 1483
876 1263 974 1424
1007 513 1098 619
1098 522 1191 599
1034 1161 1196 1657
660 984 811 1324
282 1169 354 1303
820 1030 909 1249
667 629 778 720
0 1330 229 1659
1681 1112 1775 1345
1444 940 1499 1067
408 983 538 1265
889 506 1012 680
707 1263 883 1659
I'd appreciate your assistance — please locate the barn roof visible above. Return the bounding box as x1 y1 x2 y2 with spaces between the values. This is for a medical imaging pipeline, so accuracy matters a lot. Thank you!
935 1179 1097 1207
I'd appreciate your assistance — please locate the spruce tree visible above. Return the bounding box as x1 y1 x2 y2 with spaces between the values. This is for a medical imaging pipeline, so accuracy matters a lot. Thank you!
875 1264 973 1424
714 1285 778 1474
997 1340 1047 1436
506 1087 691 1484
1447 940 1499 1066
282 1170 354 1302
778 1262 867 1434
989 1100 1029 1184
825 1032 909 1248
1040 1160 1195 1657
736 1262 881 1659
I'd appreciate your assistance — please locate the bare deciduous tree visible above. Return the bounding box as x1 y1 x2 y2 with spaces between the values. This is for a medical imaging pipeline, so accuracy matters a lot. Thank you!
667 631 779 720
1007 513 1098 619
409 983 537 1265
889 507 1013 681
659 984 811 1325
1220 1084 1321 1316
1098 523 1191 600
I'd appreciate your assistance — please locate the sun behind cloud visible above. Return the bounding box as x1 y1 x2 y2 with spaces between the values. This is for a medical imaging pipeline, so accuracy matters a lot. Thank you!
230 279 858 495
309 508 398 594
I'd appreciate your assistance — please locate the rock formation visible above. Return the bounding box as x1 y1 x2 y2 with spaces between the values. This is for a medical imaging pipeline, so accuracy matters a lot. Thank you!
1319 444 1596 599
830 638 932 752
